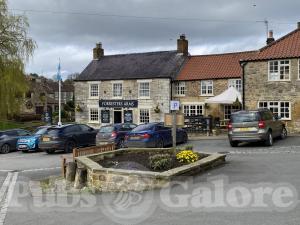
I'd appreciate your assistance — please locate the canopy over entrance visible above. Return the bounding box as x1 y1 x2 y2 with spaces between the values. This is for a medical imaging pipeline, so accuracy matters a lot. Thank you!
205 87 242 104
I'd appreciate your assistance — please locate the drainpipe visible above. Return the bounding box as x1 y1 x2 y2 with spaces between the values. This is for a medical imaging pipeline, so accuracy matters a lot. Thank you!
240 61 248 110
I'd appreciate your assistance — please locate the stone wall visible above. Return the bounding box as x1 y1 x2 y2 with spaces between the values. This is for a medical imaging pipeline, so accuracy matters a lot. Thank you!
74 79 171 127
244 58 300 132
174 79 233 118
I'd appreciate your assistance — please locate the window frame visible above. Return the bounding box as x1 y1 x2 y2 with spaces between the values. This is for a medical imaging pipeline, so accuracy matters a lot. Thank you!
138 81 151 99
139 109 150 124
228 79 242 92
174 81 186 96
224 104 241 120
112 82 123 98
258 101 291 120
268 60 291 81
89 107 100 123
200 80 214 96
89 82 100 99
182 104 204 117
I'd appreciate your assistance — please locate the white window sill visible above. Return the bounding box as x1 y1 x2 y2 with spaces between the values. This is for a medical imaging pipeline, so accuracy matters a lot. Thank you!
200 94 214 97
112 96 123 99
138 97 151 100
267 79 291 82
174 95 186 97
88 97 99 100
88 121 100 124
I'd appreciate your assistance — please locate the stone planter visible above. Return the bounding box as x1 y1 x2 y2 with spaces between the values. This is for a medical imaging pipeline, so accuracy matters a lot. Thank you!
75 148 226 192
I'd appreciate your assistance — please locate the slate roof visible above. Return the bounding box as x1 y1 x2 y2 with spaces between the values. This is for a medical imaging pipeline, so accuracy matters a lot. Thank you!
244 27 300 61
76 51 186 81
176 51 257 81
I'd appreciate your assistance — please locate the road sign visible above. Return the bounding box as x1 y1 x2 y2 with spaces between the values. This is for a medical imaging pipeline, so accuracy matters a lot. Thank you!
170 100 180 111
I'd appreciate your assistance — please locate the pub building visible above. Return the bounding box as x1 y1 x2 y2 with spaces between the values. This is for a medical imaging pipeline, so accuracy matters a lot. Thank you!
74 35 189 127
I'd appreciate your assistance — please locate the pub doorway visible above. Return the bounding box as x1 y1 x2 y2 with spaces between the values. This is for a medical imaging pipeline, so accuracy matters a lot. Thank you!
114 109 122 124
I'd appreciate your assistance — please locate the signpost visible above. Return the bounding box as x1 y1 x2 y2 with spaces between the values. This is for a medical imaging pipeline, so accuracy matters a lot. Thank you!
169 101 180 149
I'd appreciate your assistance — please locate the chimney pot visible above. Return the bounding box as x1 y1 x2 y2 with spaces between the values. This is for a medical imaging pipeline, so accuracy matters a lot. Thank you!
298 22 300 29
266 30 275 45
177 34 188 56
93 42 104 60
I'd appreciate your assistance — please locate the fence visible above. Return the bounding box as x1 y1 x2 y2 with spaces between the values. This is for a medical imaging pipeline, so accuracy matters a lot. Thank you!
61 143 115 178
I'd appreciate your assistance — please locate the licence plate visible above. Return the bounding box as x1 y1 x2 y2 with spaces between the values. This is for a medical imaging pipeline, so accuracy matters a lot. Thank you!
43 137 50 142
99 141 109 145
19 145 27 149
130 136 140 140
235 127 256 132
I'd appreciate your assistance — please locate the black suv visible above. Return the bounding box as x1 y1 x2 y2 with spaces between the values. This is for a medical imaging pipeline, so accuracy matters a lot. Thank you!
39 124 97 154
228 109 287 147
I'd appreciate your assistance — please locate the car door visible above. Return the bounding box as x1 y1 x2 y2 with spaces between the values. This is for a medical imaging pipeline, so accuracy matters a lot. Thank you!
155 125 172 146
5 130 20 150
64 125 83 146
79 124 96 146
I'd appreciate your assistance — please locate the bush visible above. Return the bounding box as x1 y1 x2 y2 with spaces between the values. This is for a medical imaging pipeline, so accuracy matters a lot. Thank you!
184 145 193 150
149 154 173 171
176 150 198 164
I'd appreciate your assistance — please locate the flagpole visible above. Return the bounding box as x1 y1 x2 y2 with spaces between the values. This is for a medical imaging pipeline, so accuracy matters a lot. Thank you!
57 58 62 126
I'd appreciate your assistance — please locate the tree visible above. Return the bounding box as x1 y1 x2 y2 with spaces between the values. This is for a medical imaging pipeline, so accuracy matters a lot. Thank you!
0 0 36 119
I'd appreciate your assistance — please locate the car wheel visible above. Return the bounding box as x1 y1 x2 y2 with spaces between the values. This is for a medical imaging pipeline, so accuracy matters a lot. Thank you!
46 149 55 154
280 127 287 139
265 132 273 146
156 139 164 148
117 139 125 149
229 140 239 147
65 140 76 153
0 144 10 154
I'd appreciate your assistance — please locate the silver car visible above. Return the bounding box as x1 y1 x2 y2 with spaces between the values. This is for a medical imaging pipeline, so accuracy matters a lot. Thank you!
228 109 287 147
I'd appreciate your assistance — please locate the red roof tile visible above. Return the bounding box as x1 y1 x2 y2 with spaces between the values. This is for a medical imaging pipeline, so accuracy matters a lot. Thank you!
246 28 300 61
176 51 257 81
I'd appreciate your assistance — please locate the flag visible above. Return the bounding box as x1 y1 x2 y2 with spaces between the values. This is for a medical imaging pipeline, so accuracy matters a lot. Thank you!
56 60 62 81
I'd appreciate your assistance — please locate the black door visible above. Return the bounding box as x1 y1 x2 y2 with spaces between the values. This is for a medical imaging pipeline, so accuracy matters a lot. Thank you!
114 111 122 123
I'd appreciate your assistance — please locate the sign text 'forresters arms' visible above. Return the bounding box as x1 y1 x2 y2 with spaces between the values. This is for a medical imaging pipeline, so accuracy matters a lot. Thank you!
99 100 138 108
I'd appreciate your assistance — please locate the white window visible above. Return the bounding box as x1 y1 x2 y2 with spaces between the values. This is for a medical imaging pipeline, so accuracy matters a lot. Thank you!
200 80 213 96
89 108 99 122
258 101 291 120
139 82 150 98
228 79 242 92
139 109 150 123
183 105 203 116
89 83 99 98
113 83 122 98
174 82 185 96
224 105 241 120
268 60 290 81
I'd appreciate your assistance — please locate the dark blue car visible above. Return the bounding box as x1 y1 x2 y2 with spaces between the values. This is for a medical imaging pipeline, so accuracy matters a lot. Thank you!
17 126 51 152
125 122 188 148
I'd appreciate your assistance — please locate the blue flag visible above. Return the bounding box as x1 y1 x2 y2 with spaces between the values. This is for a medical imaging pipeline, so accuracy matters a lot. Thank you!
56 60 62 81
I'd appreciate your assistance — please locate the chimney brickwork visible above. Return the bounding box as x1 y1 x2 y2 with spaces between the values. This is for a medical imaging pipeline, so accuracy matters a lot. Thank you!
266 30 275 45
177 34 188 56
93 43 104 60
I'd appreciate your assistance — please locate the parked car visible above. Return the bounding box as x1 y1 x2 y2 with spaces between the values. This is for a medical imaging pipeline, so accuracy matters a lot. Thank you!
17 126 52 153
0 129 31 154
96 123 137 148
39 124 98 154
228 109 287 147
125 122 188 148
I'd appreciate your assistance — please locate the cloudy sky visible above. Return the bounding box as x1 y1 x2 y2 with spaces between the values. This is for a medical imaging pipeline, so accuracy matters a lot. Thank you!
7 0 300 79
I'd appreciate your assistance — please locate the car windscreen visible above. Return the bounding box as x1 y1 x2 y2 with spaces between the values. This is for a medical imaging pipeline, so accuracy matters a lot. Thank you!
231 112 260 123
99 126 114 133
34 127 48 135
132 124 155 132
44 129 60 136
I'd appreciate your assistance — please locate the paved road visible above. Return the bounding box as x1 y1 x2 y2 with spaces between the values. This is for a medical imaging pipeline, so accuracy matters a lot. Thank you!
0 137 299 225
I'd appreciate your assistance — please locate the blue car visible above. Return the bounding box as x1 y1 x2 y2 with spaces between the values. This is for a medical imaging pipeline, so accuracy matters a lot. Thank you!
17 126 51 152
125 122 188 148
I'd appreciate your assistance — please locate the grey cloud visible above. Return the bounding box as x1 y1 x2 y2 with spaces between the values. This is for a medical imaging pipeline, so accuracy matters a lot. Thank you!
7 0 300 77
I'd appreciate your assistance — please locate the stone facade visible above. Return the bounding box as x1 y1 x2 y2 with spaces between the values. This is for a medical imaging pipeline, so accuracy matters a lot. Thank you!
173 79 239 119
244 58 300 132
75 78 171 127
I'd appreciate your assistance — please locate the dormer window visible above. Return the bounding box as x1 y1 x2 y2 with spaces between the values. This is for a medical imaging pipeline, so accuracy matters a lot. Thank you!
268 60 290 81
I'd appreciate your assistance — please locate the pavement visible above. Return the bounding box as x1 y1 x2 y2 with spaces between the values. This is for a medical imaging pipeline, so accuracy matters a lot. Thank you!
0 137 300 225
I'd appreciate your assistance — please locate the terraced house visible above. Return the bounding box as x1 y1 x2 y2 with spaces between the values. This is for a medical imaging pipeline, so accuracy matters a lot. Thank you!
173 51 256 122
74 35 188 127
242 23 300 132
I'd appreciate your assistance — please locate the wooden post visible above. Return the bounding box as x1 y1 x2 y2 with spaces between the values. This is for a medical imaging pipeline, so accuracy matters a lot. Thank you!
61 156 66 178
74 168 87 189
65 162 77 182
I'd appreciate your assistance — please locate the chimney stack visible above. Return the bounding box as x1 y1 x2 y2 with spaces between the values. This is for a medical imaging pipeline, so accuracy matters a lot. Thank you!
298 22 300 29
177 34 188 56
93 42 104 60
266 30 275 45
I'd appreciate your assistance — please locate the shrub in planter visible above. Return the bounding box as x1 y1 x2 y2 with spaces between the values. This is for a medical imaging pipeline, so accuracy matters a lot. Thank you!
149 154 172 171
176 150 198 164
184 145 193 150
